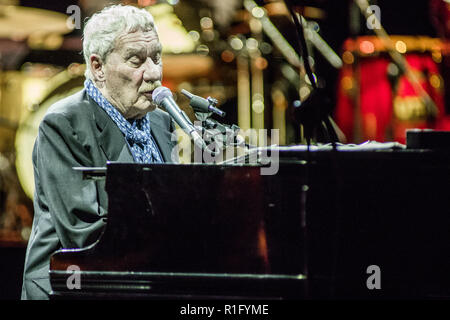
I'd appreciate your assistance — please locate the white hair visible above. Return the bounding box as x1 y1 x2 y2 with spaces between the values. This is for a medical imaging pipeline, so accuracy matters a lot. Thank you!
83 5 157 80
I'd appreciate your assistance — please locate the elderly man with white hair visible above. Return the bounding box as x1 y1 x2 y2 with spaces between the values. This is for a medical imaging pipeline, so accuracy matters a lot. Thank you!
21 5 177 300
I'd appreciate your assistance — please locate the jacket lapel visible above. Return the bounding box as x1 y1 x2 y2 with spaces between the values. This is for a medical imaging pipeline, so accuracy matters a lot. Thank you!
91 93 173 163
148 110 175 163
92 101 134 163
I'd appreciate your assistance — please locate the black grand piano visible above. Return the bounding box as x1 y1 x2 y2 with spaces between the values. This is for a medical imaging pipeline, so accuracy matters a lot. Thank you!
49 142 450 299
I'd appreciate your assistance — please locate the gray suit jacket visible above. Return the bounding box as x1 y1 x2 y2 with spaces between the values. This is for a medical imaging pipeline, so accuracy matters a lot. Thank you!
21 89 177 299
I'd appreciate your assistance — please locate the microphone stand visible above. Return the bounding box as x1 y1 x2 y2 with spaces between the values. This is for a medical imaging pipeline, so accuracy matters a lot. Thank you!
193 111 257 164
283 0 344 299
180 89 257 163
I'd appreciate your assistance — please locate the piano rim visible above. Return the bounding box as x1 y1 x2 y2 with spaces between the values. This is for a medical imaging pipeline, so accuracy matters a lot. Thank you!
49 270 307 299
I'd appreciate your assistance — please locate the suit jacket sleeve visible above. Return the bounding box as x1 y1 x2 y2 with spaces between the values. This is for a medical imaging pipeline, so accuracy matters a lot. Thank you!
34 112 106 249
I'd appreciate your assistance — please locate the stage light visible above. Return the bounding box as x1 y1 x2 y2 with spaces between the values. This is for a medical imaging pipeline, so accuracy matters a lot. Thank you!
200 17 213 30
254 57 268 70
395 40 407 54
188 30 200 42
251 7 265 18
252 100 264 114
249 18 262 33
221 50 235 63
230 37 244 50
360 40 374 54
430 74 441 89
246 38 259 51
342 51 354 64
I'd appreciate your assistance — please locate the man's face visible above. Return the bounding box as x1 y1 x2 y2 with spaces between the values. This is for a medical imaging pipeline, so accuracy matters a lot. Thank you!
100 30 163 119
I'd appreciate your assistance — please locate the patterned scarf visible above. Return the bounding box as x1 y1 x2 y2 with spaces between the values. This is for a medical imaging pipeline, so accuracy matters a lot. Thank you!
84 79 163 163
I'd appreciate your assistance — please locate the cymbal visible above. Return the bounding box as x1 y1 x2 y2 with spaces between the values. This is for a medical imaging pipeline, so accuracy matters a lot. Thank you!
0 5 72 40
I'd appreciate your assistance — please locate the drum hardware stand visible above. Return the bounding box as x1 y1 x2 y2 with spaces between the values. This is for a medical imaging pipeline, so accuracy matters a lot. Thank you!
299 14 343 70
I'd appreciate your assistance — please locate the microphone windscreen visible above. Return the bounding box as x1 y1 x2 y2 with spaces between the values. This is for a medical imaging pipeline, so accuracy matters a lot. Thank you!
152 86 172 106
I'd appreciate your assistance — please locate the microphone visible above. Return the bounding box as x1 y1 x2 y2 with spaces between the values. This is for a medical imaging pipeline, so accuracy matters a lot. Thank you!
152 86 206 150
180 89 226 117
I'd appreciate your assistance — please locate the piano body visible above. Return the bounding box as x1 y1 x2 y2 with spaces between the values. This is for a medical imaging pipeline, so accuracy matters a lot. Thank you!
49 146 450 299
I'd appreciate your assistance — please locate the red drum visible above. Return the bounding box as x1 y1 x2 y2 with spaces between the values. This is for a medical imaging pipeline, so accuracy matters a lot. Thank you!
335 36 450 144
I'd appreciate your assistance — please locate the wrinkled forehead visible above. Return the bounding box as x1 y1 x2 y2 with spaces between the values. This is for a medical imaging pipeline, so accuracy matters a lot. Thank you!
113 30 161 54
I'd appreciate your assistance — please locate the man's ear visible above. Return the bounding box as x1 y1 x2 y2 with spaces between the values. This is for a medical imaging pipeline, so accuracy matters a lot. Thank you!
90 54 105 82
